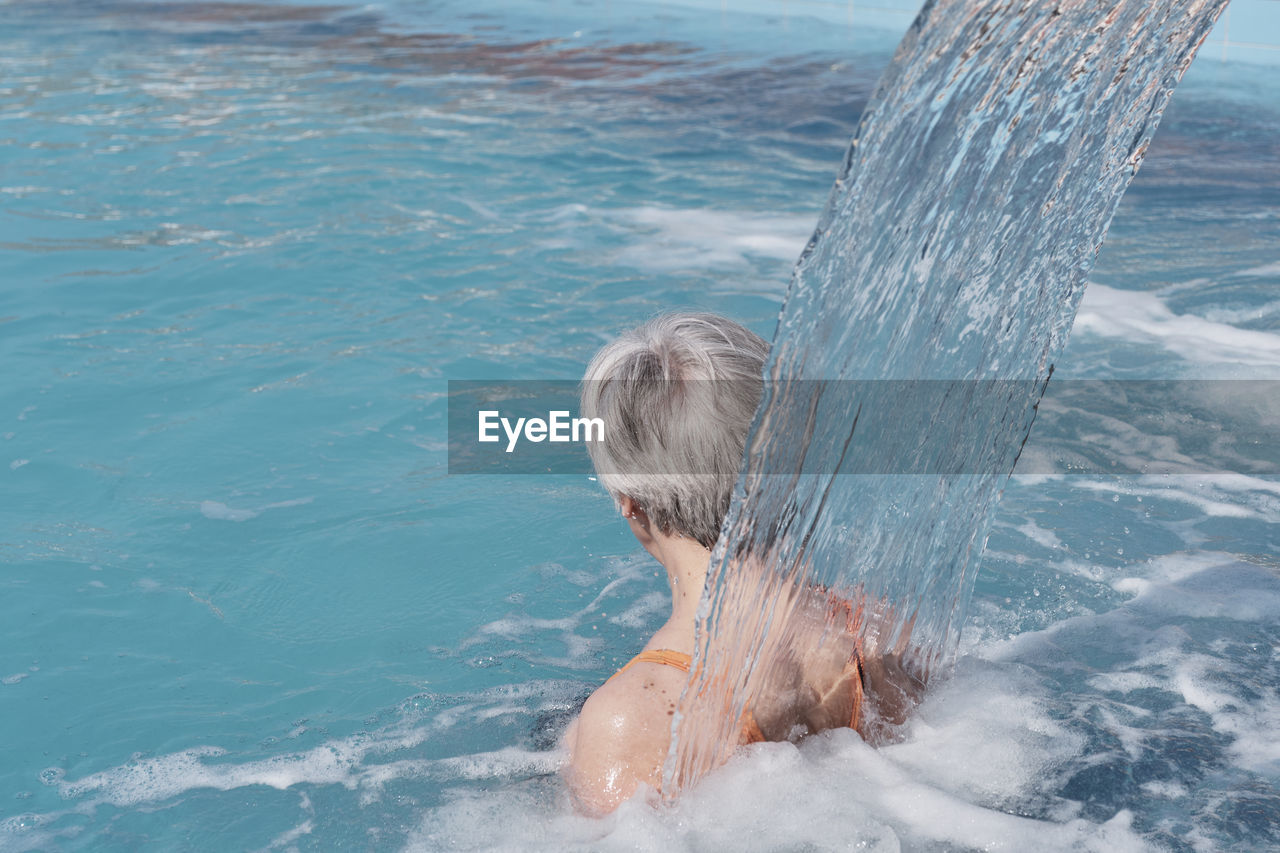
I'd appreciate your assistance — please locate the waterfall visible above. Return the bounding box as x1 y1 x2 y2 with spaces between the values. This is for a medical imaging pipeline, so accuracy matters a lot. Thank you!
668 0 1230 794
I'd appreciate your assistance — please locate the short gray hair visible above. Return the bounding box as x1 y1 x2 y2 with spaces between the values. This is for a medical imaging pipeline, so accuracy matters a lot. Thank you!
580 313 768 548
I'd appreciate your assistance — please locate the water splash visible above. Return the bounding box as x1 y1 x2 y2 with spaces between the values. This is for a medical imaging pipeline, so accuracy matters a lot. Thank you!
670 0 1229 792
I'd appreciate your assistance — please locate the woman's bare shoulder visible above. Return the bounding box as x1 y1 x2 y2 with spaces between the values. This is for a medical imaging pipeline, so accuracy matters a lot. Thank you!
562 664 683 814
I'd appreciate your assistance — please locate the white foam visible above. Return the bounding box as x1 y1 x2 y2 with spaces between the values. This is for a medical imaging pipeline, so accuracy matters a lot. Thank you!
881 661 1082 806
1114 556 1280 623
992 552 1280 779
1200 299 1280 327
199 497 314 522
608 592 667 629
411 689 1148 853
593 205 813 273
408 655 1153 853
1087 671 1162 694
1069 475 1280 521
1073 284 1280 374
1234 260 1280 278
409 546 1279 850
260 497 315 511
1139 780 1189 800
0 813 60 853
1172 654 1280 776
462 554 658 670
1016 519 1064 550
256 817 314 852
200 500 258 522
51 682 577 810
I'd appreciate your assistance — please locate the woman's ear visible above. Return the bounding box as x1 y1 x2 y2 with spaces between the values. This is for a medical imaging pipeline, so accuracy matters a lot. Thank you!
617 494 657 553
618 495 648 525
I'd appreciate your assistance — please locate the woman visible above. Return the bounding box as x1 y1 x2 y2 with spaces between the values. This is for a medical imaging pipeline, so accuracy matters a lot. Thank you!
562 313 921 815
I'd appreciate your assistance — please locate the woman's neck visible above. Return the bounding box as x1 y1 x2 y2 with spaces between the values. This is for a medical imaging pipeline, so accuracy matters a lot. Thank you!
647 535 711 652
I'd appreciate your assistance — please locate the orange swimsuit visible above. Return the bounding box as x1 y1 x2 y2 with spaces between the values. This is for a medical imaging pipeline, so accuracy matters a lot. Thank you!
610 648 693 677
609 645 865 744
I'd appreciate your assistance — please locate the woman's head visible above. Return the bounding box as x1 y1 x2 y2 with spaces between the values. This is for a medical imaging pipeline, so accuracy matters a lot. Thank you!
580 313 768 549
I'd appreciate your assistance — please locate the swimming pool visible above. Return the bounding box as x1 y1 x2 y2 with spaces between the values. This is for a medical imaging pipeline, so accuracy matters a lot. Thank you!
1 0 1277 849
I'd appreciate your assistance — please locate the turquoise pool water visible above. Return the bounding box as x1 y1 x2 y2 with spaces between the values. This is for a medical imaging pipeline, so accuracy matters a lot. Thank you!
1 0 1278 850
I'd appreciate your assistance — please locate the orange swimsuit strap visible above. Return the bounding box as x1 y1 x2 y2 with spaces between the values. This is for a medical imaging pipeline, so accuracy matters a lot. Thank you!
609 648 692 680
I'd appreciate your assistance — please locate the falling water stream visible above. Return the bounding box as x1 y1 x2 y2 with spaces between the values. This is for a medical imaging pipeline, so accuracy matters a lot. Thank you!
670 0 1231 792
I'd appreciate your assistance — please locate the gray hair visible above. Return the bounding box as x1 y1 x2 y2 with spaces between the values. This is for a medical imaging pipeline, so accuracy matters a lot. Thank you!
580 313 769 548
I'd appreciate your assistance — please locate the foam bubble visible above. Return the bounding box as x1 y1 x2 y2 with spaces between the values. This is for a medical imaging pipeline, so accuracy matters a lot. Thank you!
260 497 315 511
597 206 813 273
1234 261 1280 279
1017 519 1064 550
0 813 61 853
462 554 659 671
200 500 258 522
199 497 314 522
1069 475 1280 520
884 661 1083 806
256 817 314 852
51 739 409 808
1074 284 1280 374
608 592 667 629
